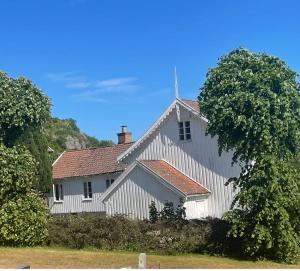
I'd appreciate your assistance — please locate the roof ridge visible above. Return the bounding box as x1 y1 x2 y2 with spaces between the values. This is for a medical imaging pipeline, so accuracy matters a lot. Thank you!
181 98 197 101
62 142 135 153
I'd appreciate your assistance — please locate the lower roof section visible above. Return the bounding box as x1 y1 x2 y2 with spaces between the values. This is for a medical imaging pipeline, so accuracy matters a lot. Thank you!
139 160 210 196
100 159 210 202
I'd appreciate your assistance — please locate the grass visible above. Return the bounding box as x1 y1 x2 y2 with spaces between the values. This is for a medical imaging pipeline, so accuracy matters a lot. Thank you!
0 247 299 269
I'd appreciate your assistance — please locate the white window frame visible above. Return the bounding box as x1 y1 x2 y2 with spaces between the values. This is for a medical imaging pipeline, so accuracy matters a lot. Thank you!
53 183 63 202
178 121 191 141
83 181 93 200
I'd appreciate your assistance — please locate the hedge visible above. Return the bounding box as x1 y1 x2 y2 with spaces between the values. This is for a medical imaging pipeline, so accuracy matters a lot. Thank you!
47 213 240 256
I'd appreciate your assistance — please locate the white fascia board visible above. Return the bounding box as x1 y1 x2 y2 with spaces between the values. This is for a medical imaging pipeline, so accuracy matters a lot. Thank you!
186 193 210 200
176 98 208 123
117 99 178 162
52 151 66 166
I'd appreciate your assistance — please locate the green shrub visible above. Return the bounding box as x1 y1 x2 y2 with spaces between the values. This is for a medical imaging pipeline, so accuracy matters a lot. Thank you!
0 192 48 246
47 213 230 255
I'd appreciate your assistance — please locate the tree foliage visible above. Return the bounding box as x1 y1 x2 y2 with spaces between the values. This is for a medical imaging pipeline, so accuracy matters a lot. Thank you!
0 72 51 146
199 49 299 164
199 48 300 262
0 72 50 245
0 145 48 245
149 200 186 223
15 128 52 194
224 155 300 262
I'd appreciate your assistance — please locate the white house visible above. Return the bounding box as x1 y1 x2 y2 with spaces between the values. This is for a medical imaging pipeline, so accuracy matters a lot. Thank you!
49 98 240 219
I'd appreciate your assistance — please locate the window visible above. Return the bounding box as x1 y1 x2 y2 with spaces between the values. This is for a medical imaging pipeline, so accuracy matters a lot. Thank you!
178 121 191 141
106 179 115 189
83 181 92 199
54 184 63 201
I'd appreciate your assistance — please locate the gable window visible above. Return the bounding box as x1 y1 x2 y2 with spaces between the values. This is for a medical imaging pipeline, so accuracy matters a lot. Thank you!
106 179 115 189
178 121 191 141
54 184 63 201
83 181 92 199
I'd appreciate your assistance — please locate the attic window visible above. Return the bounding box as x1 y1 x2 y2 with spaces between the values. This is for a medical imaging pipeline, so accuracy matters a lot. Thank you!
54 184 63 201
83 181 92 199
178 121 191 141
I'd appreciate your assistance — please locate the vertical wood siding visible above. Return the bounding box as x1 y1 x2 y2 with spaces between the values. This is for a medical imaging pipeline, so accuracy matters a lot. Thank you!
122 104 241 218
49 172 121 214
105 165 182 219
184 195 209 219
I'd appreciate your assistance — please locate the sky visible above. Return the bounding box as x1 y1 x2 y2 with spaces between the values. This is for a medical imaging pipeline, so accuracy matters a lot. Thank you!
0 0 299 143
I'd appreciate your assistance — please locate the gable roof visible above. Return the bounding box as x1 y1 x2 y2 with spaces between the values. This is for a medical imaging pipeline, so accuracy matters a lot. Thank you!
52 143 134 180
139 160 210 196
100 159 210 201
117 98 206 162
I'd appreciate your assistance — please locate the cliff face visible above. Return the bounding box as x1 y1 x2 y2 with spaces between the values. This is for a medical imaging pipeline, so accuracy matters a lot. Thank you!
45 118 114 157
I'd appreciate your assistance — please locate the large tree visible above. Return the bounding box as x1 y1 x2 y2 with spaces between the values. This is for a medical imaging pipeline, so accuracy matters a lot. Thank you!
0 72 51 245
0 71 52 194
199 48 300 262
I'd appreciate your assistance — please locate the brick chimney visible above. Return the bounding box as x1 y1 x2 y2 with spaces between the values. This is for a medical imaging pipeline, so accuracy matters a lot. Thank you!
117 125 132 144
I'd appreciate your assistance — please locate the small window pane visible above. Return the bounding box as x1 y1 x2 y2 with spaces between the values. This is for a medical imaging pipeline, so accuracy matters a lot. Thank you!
186 133 191 140
179 134 185 141
60 184 63 200
55 184 59 201
88 182 92 198
84 182 88 198
111 179 115 184
185 121 190 127
106 179 110 189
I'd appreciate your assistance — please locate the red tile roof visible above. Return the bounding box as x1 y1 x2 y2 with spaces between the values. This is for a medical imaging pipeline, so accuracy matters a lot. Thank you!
140 160 209 196
182 99 200 112
53 143 134 180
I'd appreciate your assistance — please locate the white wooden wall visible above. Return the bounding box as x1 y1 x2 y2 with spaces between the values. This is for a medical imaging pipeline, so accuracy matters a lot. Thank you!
105 165 182 219
184 195 209 219
49 172 121 214
122 104 241 218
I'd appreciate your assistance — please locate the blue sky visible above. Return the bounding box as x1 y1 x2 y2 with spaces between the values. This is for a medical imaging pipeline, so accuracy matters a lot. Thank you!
0 0 299 142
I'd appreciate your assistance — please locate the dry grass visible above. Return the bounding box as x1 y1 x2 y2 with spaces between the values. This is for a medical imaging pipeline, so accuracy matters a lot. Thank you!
0 247 298 269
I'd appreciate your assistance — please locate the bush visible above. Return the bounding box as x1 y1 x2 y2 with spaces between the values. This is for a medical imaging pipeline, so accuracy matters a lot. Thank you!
47 213 231 255
0 192 48 246
0 145 48 246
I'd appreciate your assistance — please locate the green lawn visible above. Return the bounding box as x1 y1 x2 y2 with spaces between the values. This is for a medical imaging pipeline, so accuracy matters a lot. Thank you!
0 247 298 269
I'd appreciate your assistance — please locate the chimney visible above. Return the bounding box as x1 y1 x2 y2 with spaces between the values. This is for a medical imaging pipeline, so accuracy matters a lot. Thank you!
117 125 132 144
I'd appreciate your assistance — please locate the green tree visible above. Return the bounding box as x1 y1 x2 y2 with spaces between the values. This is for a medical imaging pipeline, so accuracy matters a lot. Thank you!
0 72 50 245
15 128 52 194
199 48 300 262
0 72 51 146
149 201 159 223
0 145 48 245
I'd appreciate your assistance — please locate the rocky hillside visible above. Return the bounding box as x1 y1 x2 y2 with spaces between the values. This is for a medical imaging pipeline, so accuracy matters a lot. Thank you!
45 118 114 158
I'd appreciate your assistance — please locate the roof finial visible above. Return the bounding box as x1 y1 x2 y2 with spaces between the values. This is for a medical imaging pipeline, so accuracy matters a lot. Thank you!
174 66 179 99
